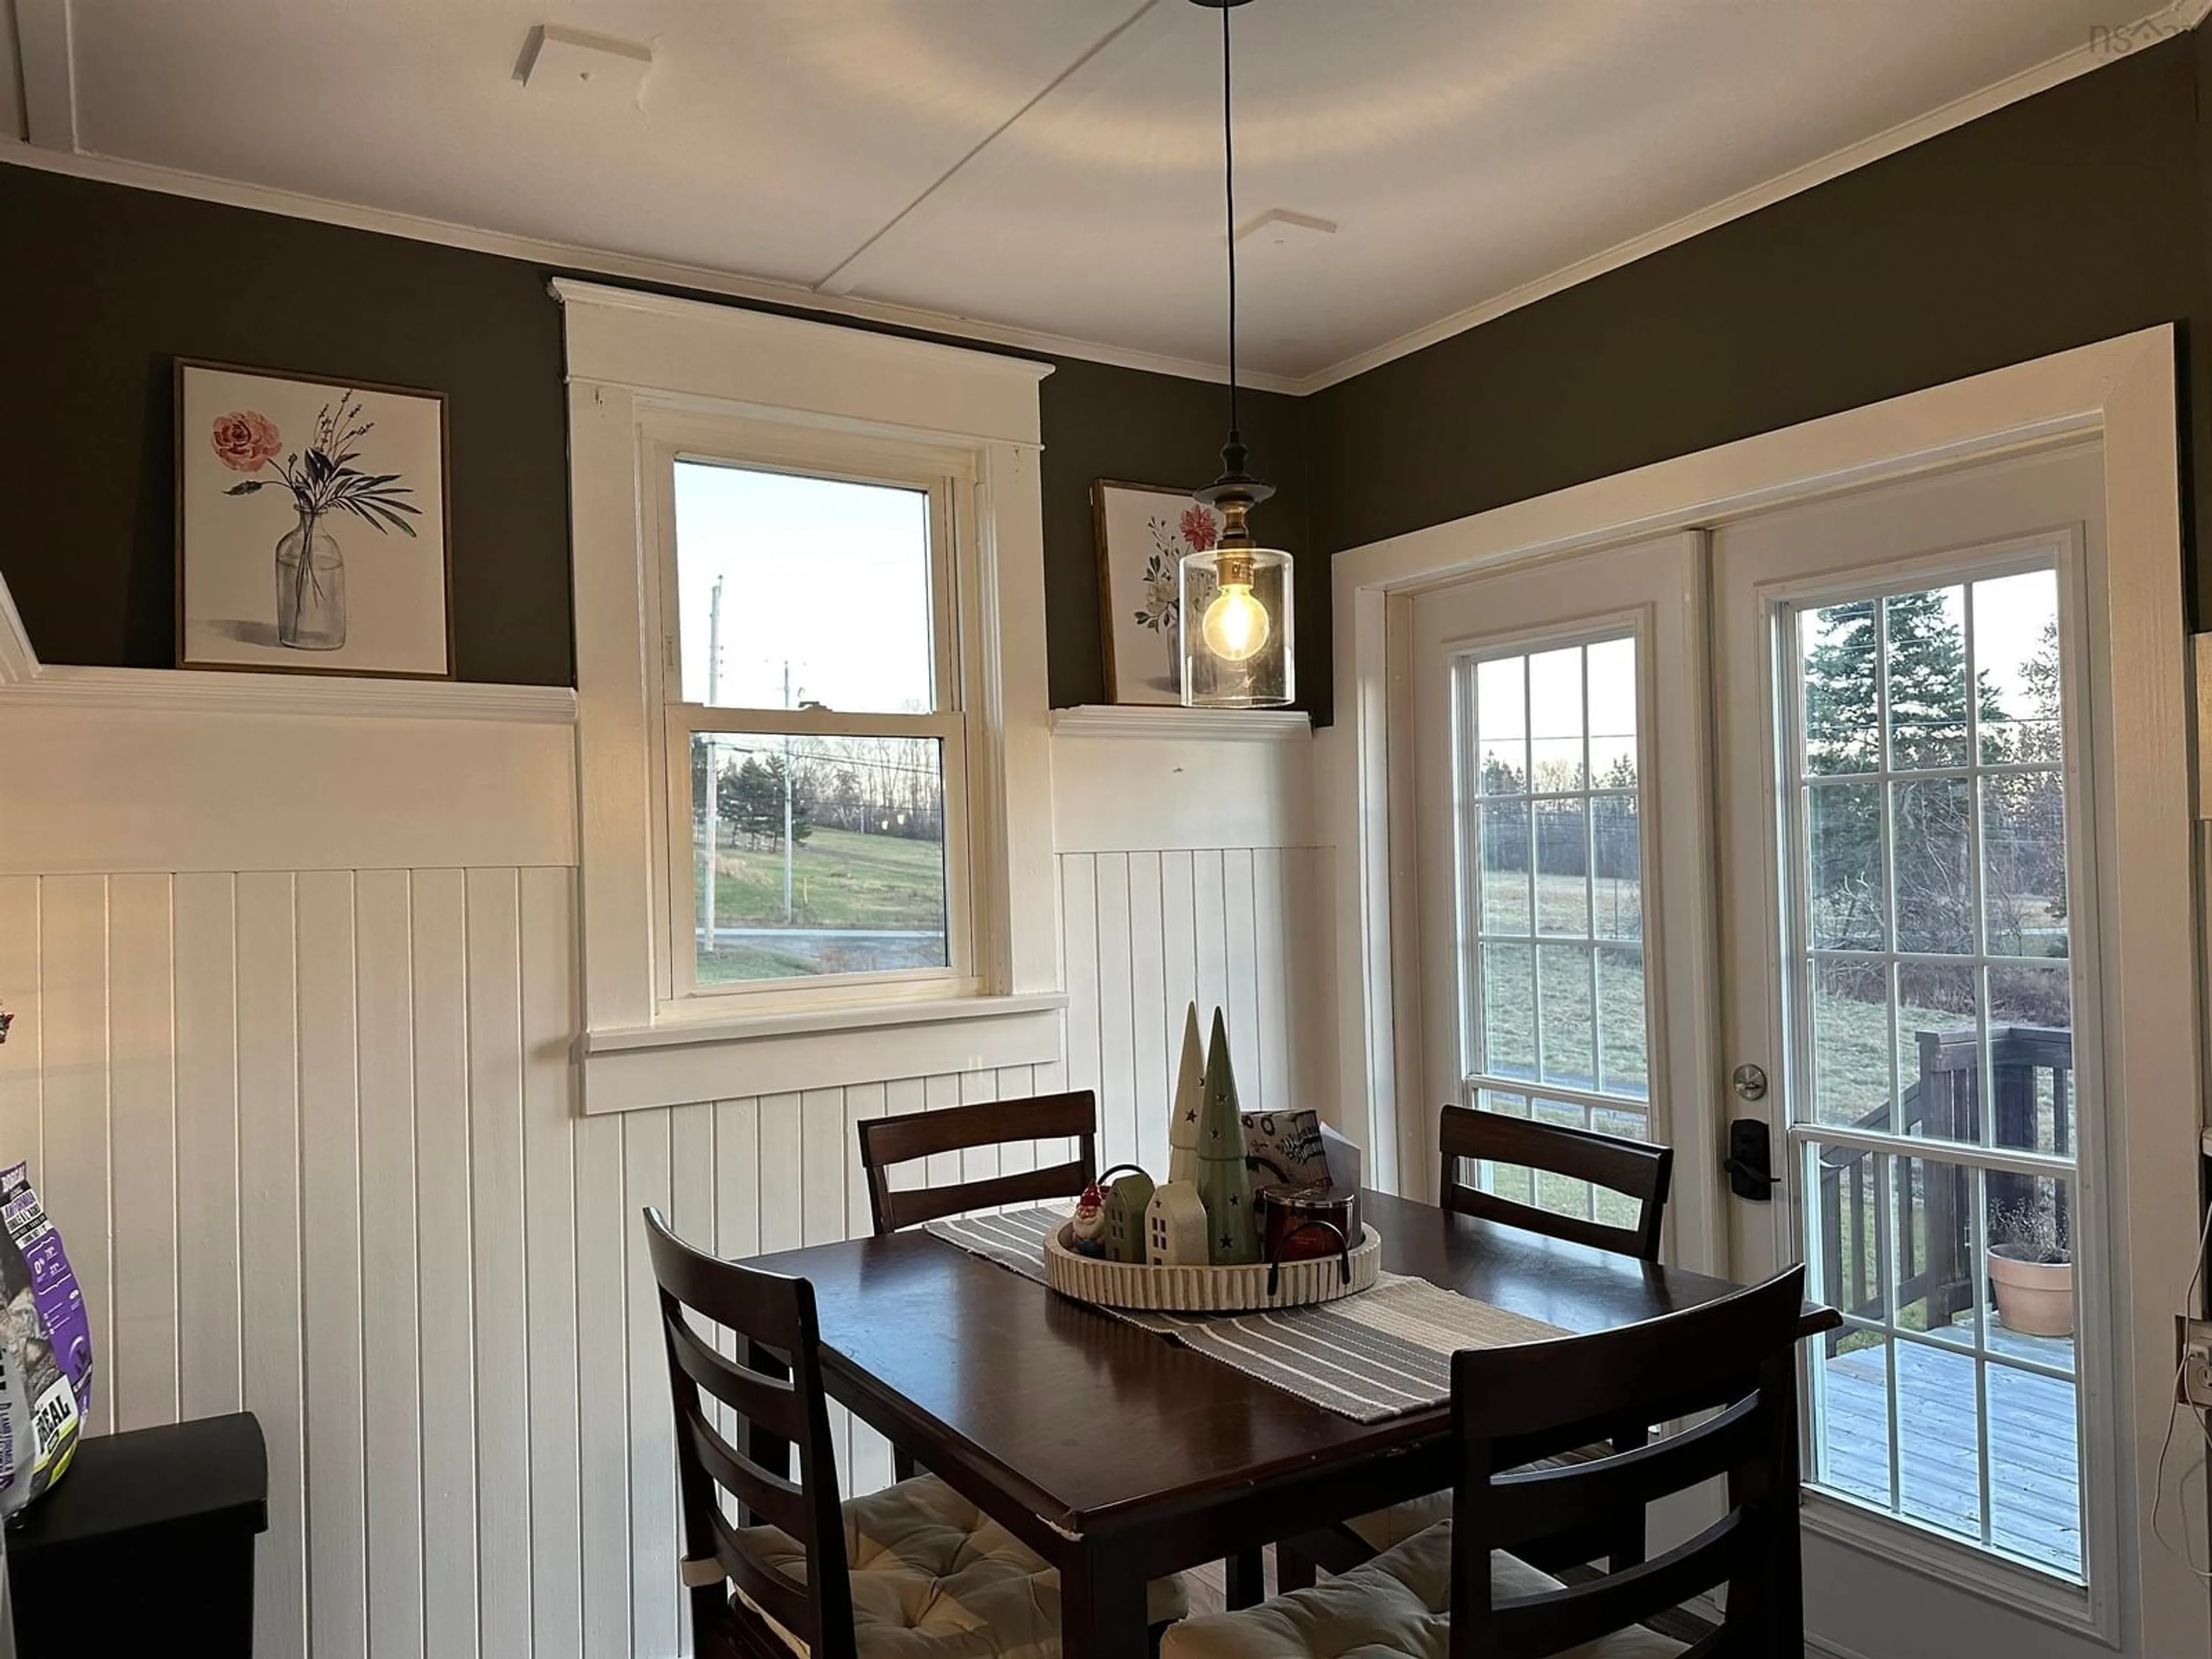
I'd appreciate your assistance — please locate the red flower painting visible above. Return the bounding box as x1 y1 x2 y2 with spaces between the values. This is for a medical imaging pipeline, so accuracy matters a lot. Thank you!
1180 504 1220 553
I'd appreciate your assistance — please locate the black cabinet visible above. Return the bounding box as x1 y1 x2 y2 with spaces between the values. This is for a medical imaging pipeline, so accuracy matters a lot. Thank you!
9 1413 267 1656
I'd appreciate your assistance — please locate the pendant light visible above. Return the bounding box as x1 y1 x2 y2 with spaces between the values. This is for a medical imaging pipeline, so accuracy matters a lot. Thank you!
1181 0 1293 710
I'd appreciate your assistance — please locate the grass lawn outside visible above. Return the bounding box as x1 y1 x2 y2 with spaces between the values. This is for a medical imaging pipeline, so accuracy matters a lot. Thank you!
1473 876 2067 1288
695 824 948 983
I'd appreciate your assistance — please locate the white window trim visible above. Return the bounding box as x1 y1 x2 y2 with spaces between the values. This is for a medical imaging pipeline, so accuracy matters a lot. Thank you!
555 279 1065 1112
1322 327 2203 1654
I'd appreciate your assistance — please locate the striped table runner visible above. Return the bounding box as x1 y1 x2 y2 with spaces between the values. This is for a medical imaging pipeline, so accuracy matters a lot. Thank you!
925 1205 1569 1423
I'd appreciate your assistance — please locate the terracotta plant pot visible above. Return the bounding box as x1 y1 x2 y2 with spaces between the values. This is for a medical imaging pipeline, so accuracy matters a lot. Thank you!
1988 1246 2074 1338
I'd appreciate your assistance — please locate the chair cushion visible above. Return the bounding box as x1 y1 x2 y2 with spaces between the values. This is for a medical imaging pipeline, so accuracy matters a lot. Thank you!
740 1472 1187 1656
1159 1522 1686 1659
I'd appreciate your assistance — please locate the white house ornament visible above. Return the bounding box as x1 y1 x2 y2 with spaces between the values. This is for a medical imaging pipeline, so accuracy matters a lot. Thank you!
1144 1180 1209 1267
1101 1165 1156 1265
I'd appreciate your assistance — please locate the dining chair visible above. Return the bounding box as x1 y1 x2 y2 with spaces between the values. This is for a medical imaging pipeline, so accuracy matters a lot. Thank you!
1438 1104 1674 1261
1279 1108 1676 1592
644 1207 1187 1657
1161 1265 1809 1659
857 1090 1099 1236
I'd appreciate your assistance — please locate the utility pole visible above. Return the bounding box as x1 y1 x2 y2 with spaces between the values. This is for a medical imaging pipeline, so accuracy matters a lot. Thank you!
782 660 796 923
702 579 722 955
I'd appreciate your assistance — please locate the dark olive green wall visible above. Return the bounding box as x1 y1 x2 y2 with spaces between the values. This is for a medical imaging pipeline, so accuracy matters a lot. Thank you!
1309 32 2211 626
7 29 2209 717
0 164 1316 711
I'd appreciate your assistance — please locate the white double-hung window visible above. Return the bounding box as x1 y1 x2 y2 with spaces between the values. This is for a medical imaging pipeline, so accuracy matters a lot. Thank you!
556 281 1065 1114
654 429 976 1006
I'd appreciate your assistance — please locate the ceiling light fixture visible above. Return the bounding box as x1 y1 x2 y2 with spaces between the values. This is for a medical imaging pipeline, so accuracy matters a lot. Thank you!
1181 0 1293 710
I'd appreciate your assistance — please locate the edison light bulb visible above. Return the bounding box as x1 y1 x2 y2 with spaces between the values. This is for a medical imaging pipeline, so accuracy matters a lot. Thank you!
1200 580 1271 663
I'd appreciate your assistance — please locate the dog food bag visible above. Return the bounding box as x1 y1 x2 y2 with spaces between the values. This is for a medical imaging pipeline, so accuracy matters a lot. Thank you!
0 1165 86 1506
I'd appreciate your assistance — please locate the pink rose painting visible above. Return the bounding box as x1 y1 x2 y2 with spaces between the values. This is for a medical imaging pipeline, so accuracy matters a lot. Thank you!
210 411 283 473
1092 481 1224 703
179 362 451 677
205 387 422 653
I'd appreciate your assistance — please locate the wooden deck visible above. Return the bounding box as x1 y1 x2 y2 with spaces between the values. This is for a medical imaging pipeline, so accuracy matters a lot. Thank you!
1815 1324 2081 1578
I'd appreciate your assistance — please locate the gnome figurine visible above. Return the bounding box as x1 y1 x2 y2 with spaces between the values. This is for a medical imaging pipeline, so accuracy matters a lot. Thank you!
1194 1008 1259 1265
1168 1002 1205 1185
1069 1177 1110 1259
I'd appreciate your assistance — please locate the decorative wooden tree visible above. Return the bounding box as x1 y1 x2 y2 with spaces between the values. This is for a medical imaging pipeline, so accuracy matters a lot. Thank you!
1194 1007 1259 1264
1168 1002 1203 1186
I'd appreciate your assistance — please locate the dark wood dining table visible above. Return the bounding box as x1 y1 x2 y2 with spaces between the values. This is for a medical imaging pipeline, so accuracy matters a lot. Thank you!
747 1187 1841 1658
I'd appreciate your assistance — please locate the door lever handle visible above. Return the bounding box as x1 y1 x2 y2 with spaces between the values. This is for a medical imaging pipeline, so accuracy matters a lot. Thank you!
1726 1118 1781 1201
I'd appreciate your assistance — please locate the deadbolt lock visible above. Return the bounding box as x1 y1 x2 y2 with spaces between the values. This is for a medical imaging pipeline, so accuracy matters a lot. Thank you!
1732 1063 1768 1102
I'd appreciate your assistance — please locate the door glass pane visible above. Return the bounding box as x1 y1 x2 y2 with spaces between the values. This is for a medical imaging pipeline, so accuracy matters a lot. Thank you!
1480 942 1535 1081
1892 779 1974 953
1455 634 1652 1227
1479 802 1532 936
1536 942 1594 1088
1527 647 1585 791
1534 800 1589 935
674 461 935 714
1884 586 1970 768
1475 657 1527 793
691 732 948 984
1806 782 1884 949
1592 794 1641 942
1800 601 1881 774
1788 568 2084 1584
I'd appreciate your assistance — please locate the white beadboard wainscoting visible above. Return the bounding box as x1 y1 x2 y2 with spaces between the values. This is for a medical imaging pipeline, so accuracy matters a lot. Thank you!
0 688 1334 1659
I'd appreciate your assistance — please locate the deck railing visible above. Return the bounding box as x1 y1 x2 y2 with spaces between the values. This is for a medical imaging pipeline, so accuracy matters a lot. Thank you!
1815 1024 2072 1352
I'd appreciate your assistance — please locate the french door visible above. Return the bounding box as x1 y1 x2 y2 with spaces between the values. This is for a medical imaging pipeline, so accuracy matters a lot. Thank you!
1411 532 1725 1272
1713 443 2115 1656
1411 445 2127 1655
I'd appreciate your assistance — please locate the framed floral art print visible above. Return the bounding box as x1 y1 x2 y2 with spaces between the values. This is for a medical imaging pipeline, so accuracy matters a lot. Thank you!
1090 479 1225 706
175 359 454 678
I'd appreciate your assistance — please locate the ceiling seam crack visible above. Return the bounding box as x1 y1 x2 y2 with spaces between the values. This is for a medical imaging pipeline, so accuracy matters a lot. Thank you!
810 0 1161 300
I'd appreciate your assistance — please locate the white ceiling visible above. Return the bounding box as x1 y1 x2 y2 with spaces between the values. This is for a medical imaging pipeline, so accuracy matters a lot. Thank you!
11 0 2188 387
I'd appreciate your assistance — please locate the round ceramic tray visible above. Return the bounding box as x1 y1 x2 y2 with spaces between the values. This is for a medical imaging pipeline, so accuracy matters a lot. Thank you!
1042 1221 1382 1312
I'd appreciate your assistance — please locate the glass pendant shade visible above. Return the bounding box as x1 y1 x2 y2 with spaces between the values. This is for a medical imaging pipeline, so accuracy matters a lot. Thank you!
1180 541 1293 708
1180 0 1294 711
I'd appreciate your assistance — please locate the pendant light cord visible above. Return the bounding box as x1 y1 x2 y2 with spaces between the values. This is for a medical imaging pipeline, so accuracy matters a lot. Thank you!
1221 1 1239 444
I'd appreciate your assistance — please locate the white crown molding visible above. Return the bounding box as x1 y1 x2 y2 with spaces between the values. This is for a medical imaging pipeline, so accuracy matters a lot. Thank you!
1050 703 1310 741
0 140 1300 396
551 278 1054 385
0 566 575 721
1290 1 2209 393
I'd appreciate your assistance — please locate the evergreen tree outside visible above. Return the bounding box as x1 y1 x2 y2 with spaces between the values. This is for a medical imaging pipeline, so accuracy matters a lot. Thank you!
718 753 814 849
1799 585 2066 1020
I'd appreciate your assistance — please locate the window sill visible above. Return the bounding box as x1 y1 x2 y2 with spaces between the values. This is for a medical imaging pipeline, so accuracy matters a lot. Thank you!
578 991 1068 1115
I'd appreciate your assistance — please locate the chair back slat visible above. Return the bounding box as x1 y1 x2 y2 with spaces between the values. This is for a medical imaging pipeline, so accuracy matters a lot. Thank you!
704 1502 816 1639
1438 1106 1672 1261
643 1208 859 1659
1449 1266 1807 1659
677 1395 810 1539
663 1303 806 1441
1486 1395 1765 1546
859 1092 1099 1234
1488 1514 1745 1656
